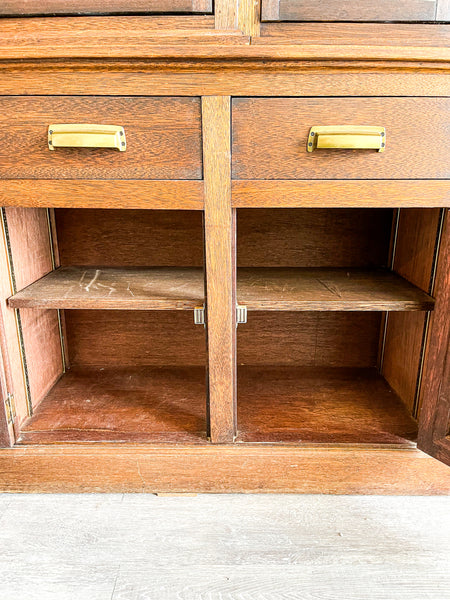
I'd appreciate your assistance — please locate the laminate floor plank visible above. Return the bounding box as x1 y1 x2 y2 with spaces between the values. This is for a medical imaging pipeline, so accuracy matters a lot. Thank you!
0 494 449 599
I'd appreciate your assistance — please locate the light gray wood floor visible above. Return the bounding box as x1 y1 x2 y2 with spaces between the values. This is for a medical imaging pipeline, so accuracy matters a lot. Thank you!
0 494 449 599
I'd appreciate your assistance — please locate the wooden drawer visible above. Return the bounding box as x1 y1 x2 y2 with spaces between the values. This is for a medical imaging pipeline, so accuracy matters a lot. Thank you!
0 0 212 16
261 0 449 22
0 97 202 180
232 98 450 180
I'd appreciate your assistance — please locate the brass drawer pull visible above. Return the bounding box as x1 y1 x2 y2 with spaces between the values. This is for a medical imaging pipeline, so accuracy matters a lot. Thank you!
48 124 126 151
307 125 386 153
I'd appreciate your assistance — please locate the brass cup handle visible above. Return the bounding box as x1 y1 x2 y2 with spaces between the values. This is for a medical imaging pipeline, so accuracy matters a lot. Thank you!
48 124 126 151
307 125 386 153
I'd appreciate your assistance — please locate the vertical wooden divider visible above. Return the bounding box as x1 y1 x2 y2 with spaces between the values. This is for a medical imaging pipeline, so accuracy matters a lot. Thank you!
202 96 237 443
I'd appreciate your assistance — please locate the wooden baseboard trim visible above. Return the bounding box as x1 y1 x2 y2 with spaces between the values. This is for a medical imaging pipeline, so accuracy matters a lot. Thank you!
1 445 449 494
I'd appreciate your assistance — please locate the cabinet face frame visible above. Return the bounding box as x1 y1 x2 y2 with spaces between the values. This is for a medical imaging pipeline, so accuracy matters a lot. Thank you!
417 209 450 467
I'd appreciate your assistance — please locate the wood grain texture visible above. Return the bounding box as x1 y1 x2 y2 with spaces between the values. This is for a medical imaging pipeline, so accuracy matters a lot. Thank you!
260 22 450 46
233 180 450 208
0 181 204 210
0 214 29 430
0 97 202 180
65 310 206 367
203 96 236 443
214 0 237 29
9 267 205 311
17 366 207 445
238 312 382 367
55 209 204 268
4 208 63 414
0 444 449 493
0 0 212 15
418 209 450 466
237 268 434 311
236 367 418 444
261 0 444 21
232 97 450 180
382 209 442 414
1 30 449 61
238 0 261 36
237 208 392 268
0 311 15 446
0 67 448 98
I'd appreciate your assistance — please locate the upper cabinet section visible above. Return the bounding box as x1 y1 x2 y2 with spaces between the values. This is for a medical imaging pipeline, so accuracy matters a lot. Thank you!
0 0 212 16
261 0 450 22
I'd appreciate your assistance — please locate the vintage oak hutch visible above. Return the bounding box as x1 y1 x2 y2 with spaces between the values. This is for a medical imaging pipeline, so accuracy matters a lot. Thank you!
0 0 449 493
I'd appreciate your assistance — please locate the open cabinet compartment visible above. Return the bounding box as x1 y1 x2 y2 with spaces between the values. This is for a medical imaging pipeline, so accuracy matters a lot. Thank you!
2 207 207 444
235 207 443 445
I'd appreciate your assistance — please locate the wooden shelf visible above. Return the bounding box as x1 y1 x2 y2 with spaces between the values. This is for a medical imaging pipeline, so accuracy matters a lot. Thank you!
236 366 418 445
237 268 434 311
9 266 204 310
17 366 207 445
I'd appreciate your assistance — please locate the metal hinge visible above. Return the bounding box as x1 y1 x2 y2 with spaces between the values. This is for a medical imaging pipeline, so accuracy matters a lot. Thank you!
194 305 247 326
5 393 16 425
236 305 247 325
194 305 206 327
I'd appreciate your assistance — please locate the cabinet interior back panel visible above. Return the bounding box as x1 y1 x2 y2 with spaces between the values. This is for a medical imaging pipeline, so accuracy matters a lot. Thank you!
55 209 204 268
237 209 392 267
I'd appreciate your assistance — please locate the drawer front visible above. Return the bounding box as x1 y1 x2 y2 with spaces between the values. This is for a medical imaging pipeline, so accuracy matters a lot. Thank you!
0 0 212 15
232 98 450 180
0 97 202 180
261 0 449 22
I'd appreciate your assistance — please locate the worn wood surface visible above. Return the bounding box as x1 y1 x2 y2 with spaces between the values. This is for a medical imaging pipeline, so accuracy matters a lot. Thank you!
236 366 418 444
232 97 450 180
55 209 204 268
382 209 442 415
0 0 212 15
18 366 207 445
261 0 448 21
237 268 434 311
0 180 204 210
9 267 205 311
238 312 382 367
65 310 206 367
4 208 63 417
233 181 450 208
237 208 392 268
0 97 202 180
418 210 450 466
0 445 449 493
203 96 236 444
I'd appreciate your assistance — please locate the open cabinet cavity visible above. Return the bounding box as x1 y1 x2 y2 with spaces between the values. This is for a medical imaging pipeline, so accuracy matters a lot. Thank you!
235 207 442 445
2 207 207 444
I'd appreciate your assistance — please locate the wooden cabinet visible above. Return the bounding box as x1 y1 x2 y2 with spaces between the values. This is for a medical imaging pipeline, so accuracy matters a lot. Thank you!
0 5 449 493
0 1 213 16
261 0 450 22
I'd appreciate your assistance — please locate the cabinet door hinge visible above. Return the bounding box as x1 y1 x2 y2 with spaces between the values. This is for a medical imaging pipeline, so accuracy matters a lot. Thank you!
5 393 16 425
